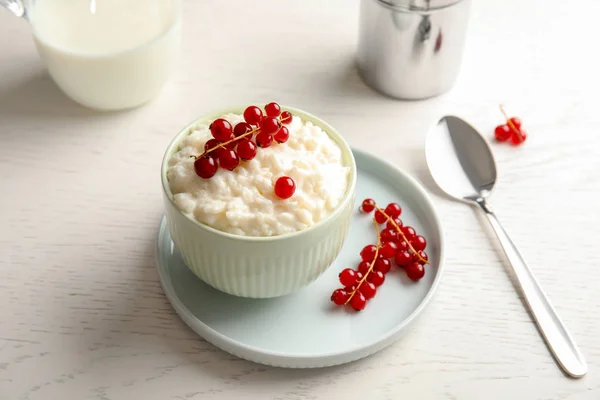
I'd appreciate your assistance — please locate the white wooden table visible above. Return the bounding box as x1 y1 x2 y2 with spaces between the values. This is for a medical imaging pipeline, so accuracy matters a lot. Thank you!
1 0 600 398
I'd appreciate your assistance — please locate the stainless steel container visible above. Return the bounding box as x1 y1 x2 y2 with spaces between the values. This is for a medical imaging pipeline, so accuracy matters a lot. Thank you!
357 0 470 99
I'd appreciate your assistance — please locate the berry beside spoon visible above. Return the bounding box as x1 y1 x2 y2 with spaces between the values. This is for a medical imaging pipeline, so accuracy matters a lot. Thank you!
494 105 527 145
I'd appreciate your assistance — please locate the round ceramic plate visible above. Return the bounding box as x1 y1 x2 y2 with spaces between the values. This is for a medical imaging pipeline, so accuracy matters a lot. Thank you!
155 149 444 368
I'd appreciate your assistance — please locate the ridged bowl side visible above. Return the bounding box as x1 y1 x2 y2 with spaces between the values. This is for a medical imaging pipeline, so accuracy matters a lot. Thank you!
164 196 353 298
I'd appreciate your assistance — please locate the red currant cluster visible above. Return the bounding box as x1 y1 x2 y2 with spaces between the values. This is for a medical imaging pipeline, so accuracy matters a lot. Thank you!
331 199 429 311
494 105 527 145
193 102 293 179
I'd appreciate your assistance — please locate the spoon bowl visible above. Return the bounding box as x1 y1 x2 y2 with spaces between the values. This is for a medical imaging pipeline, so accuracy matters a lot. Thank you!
426 116 497 203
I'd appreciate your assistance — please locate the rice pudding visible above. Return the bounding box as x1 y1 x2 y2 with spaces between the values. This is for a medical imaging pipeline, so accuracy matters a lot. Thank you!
167 113 350 237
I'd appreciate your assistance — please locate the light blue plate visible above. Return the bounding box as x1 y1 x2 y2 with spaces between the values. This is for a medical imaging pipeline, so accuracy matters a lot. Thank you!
155 149 444 368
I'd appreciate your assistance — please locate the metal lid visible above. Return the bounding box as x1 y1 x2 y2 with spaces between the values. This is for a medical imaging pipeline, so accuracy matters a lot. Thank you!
377 0 464 11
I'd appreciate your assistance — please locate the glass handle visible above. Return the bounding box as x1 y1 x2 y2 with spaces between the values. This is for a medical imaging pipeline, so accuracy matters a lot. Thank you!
0 0 26 18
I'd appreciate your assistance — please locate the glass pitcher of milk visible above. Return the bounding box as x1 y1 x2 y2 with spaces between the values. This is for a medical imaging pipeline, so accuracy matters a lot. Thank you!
1 0 181 111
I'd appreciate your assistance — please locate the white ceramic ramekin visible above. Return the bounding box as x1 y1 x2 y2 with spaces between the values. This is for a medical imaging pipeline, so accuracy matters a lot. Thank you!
161 106 357 298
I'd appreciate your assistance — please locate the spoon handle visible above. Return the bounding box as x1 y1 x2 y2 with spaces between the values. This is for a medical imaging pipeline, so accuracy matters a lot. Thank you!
476 198 587 378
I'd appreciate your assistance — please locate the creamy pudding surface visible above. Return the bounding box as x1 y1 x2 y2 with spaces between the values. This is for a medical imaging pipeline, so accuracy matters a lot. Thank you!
167 114 350 237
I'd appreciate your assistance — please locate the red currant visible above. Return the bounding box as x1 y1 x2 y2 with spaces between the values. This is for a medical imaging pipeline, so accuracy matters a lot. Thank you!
256 131 273 148
233 122 253 137
405 262 425 281
494 124 512 142
210 118 233 142
260 117 280 135
367 270 385 287
243 106 263 126
386 218 403 230
510 129 527 145
360 245 378 262
194 156 218 179
338 268 357 286
401 226 416 241
330 289 349 305
384 203 402 218
394 250 412 267
350 292 367 311
380 228 399 243
374 257 391 274
274 176 295 199
265 102 281 117
280 111 293 125
330 197 430 306
374 210 387 224
412 235 427 251
360 198 376 213
358 261 371 275
219 149 239 171
414 250 428 263
204 138 224 158
380 241 398 258
274 126 289 143
237 139 257 161
509 117 521 128
359 282 376 300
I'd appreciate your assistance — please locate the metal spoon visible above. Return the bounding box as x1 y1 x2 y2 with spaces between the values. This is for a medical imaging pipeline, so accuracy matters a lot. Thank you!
425 115 587 378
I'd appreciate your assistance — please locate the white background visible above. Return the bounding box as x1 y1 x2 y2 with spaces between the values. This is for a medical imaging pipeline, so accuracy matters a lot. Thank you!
1 0 599 399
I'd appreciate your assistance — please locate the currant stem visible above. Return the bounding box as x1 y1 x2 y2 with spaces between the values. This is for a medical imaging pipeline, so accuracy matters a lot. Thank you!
375 206 429 264
499 104 523 141
192 128 258 160
345 219 380 305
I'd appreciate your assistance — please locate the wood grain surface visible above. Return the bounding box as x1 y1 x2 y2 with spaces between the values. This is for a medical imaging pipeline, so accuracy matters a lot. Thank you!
1 0 600 398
